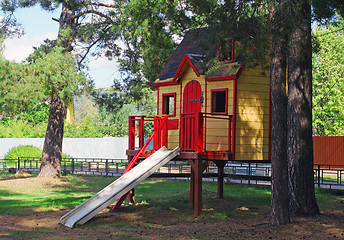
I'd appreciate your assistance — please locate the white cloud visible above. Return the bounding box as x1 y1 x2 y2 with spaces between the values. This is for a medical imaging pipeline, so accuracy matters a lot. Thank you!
3 32 57 62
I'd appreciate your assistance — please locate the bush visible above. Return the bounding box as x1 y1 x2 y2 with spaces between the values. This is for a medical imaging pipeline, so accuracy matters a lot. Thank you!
4 145 72 159
0 120 46 138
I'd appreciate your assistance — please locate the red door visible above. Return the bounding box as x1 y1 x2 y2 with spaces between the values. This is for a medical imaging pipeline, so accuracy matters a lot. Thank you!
183 80 202 114
181 80 202 150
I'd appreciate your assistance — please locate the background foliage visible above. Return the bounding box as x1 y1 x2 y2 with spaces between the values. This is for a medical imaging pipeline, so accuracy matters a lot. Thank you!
4 145 71 159
312 16 344 136
1 1 343 138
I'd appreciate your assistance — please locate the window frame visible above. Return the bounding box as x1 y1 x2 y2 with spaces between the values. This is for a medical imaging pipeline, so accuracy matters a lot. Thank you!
211 88 228 115
162 92 176 117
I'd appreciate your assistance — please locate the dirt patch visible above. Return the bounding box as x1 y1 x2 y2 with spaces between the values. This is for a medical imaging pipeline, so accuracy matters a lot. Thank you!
0 177 343 240
0 176 67 189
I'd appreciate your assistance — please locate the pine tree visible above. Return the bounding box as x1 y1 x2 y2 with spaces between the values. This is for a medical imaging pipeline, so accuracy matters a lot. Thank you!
269 0 290 225
287 0 319 216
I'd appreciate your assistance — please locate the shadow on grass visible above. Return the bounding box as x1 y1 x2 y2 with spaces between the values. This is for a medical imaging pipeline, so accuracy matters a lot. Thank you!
0 174 116 216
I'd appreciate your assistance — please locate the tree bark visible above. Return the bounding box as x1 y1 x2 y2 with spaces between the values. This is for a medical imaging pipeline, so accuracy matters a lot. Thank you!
269 2 290 226
38 94 66 177
287 0 320 216
38 5 74 177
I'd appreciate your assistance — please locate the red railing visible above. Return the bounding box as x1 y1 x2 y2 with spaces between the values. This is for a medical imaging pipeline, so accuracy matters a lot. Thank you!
180 113 233 153
128 115 168 151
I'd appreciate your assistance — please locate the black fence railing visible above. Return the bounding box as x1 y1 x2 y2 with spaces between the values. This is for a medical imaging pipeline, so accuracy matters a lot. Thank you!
0 158 343 189
314 164 344 189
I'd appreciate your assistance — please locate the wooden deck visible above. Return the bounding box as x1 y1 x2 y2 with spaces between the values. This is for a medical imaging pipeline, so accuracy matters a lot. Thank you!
126 149 233 161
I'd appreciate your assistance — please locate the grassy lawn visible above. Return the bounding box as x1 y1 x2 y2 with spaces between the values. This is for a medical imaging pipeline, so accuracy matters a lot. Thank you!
0 173 343 239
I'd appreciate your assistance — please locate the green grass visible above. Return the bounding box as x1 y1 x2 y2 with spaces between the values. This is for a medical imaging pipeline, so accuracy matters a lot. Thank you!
316 173 343 182
0 175 115 216
0 174 341 215
0 174 343 239
0 174 272 218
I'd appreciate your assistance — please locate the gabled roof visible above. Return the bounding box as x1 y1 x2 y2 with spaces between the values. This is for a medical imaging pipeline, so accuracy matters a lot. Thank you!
156 28 217 80
154 28 244 87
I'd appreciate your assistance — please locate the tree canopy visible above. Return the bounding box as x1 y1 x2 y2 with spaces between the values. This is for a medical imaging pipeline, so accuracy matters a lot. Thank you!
0 58 45 113
312 0 344 23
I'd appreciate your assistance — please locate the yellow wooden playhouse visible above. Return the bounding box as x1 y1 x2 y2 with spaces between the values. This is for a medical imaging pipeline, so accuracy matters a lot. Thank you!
126 28 271 215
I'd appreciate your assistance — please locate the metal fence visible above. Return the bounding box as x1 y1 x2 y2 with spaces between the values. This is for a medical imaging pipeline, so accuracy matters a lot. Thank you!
0 158 343 189
0 157 129 177
314 164 344 189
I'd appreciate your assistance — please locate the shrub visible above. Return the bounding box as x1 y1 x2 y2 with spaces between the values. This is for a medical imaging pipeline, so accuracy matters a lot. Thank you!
4 145 72 159
0 120 46 138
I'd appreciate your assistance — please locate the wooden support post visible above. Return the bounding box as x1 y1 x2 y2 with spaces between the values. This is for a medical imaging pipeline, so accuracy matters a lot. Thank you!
188 159 210 216
194 159 202 216
128 189 135 204
127 156 135 204
214 161 227 199
190 167 195 208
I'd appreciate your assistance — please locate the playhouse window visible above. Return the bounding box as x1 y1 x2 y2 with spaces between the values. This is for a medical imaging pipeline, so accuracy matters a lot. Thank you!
162 93 176 116
211 89 228 114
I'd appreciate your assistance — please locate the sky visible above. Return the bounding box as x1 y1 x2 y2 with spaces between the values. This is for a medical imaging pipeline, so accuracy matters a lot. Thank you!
2 5 118 89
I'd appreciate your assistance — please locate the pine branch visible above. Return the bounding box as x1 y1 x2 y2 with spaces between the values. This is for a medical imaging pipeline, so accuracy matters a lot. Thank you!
78 25 112 67
82 1 120 9
72 10 113 22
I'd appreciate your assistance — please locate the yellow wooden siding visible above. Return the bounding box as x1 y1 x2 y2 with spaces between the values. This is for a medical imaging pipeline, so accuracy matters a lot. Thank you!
237 83 270 92
235 67 270 161
236 136 269 145
236 128 269 137
237 91 270 101
237 114 270 123
235 152 269 161
238 75 269 84
167 129 179 149
206 143 230 151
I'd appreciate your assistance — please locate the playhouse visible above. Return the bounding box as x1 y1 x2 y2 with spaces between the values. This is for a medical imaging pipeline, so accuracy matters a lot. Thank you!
60 29 272 227
126 28 271 216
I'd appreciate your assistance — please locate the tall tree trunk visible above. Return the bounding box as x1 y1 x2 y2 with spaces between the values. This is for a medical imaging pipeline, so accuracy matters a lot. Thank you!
287 0 320 216
269 2 290 226
38 5 74 177
38 94 66 177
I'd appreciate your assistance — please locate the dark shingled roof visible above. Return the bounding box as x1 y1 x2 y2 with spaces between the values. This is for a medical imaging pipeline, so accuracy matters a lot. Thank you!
157 28 217 81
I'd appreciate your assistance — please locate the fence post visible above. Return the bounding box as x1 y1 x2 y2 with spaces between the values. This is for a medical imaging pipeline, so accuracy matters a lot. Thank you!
71 159 75 174
105 159 109 177
248 162 251 185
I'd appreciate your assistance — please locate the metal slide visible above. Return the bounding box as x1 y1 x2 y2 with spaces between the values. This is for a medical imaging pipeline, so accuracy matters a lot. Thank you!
60 146 180 228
